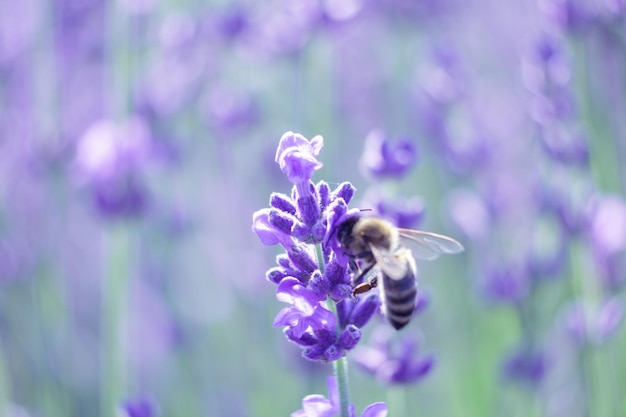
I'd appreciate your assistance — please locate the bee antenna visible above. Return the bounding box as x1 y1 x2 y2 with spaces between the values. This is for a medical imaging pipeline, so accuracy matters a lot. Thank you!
359 208 373 213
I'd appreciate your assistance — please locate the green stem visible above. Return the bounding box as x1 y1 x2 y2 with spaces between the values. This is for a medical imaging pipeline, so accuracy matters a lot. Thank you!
101 225 131 417
386 385 409 417
333 356 351 417
107 0 132 118
0 342 8 415
567 240 594 417
315 244 351 417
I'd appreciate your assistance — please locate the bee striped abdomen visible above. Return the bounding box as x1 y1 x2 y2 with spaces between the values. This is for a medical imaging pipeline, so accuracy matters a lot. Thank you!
381 274 417 330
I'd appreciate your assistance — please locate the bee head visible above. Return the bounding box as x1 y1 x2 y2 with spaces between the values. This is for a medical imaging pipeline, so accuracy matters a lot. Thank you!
336 216 360 248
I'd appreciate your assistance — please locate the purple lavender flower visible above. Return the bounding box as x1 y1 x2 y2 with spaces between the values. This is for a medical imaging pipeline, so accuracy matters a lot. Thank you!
351 327 434 385
121 397 157 417
200 85 258 137
524 34 590 167
415 44 492 174
292 376 387 417
275 131 324 185
447 188 491 242
213 6 250 41
502 348 549 385
480 263 530 304
586 194 626 288
247 0 322 57
253 132 378 362
538 0 594 33
0 1 38 64
274 278 334 338
563 298 624 344
594 298 624 342
74 117 153 218
361 190 425 230
359 130 418 180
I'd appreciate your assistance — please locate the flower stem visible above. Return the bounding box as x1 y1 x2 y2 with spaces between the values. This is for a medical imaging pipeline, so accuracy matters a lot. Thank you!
333 356 352 417
101 225 131 417
567 239 594 417
0 343 8 415
386 385 410 417
316 243 352 417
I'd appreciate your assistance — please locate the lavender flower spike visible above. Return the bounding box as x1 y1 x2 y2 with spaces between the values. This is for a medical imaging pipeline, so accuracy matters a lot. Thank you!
292 376 387 417
120 398 157 417
275 131 324 185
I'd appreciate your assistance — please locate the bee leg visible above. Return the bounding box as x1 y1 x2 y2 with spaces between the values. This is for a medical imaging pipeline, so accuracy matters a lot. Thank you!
351 276 378 299
352 263 375 286
348 260 360 275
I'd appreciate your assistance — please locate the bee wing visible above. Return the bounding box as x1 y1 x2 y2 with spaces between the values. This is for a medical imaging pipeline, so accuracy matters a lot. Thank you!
397 229 464 261
369 243 409 281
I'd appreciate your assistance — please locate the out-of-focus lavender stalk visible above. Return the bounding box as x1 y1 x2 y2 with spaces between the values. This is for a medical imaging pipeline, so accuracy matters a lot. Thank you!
0 345 7 415
100 3 134 416
101 226 132 417
571 28 625 417
385 386 409 417
573 41 622 195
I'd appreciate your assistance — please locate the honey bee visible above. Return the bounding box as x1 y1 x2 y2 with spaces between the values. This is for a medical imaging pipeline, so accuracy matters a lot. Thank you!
335 216 464 330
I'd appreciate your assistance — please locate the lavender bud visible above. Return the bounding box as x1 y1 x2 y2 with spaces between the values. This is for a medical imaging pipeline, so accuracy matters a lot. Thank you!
297 194 321 227
266 267 289 284
275 132 324 184
303 345 325 361
277 254 291 268
314 328 337 346
349 295 381 328
269 209 295 234
337 325 361 350
311 221 327 243
325 259 349 285
324 345 342 362
287 245 318 275
332 182 356 205
318 181 331 209
329 284 353 302
285 328 317 346
336 299 354 329
270 192 297 215
309 271 331 296
291 222 312 241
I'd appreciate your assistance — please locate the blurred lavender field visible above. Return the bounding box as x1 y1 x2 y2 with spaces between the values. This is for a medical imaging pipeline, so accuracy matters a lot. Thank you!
1 0 626 416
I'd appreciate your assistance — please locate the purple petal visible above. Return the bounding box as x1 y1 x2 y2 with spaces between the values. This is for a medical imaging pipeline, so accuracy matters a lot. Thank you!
277 277 324 306
595 298 624 342
360 402 388 417
275 132 324 184
297 394 335 417
589 195 626 257
351 346 387 373
326 376 339 409
252 209 292 246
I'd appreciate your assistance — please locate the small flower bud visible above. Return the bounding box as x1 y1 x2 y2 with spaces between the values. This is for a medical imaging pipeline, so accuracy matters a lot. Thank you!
266 267 289 284
317 181 331 209
349 295 381 328
269 209 295 234
287 245 318 275
332 182 356 205
270 192 297 215
337 325 361 350
298 194 321 227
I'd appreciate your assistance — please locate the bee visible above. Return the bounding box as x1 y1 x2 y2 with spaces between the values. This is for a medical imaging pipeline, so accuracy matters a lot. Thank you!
336 216 464 330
